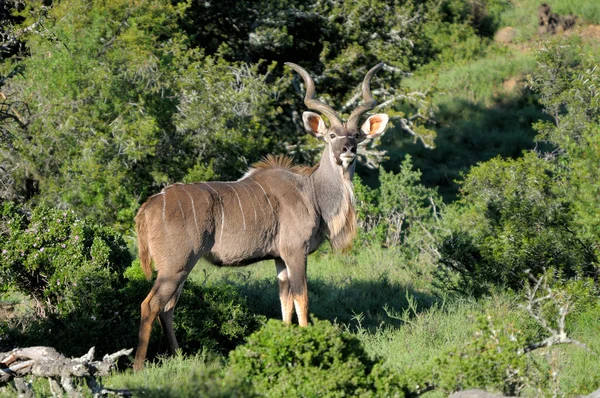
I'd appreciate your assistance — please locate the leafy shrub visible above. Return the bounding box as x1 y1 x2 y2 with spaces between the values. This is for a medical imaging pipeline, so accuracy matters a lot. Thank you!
169 279 265 356
354 155 445 268
1 261 263 358
230 318 384 397
0 202 130 316
433 314 529 395
436 152 597 296
356 156 438 246
528 39 600 258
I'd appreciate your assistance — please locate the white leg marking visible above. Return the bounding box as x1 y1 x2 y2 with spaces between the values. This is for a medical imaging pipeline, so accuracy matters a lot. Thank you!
164 280 186 313
183 187 201 236
203 183 225 244
252 179 275 215
239 183 258 222
225 183 246 231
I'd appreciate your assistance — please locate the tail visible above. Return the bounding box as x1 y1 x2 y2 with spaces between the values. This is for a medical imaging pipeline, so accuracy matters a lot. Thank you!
135 205 153 281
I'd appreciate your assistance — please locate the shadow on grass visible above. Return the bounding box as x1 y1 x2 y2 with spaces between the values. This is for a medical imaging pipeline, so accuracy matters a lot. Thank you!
1 266 440 370
233 274 440 333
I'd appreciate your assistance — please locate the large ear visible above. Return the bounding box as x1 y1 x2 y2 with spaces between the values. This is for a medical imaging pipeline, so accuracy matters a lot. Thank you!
360 114 389 141
302 111 327 138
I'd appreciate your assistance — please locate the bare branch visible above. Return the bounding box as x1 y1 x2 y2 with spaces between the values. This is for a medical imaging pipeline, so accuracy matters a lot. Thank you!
1 346 133 397
397 118 434 149
520 273 592 354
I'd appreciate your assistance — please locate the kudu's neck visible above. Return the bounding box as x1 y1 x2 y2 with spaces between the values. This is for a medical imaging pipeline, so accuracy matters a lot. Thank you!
309 145 357 250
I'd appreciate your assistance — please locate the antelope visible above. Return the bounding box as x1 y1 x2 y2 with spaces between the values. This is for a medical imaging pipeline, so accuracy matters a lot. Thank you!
133 62 390 370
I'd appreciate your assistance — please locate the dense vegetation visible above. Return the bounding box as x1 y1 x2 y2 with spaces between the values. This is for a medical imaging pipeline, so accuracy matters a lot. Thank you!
1 0 599 396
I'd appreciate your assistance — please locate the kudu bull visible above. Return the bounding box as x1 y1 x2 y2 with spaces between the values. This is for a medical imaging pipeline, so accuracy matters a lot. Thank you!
133 63 390 370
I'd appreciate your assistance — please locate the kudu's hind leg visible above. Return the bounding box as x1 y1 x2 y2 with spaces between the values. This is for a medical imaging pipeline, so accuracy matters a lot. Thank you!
159 280 186 355
133 270 189 371
281 252 309 327
275 258 294 324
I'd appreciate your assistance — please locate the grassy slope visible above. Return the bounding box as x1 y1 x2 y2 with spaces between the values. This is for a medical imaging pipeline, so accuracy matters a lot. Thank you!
379 0 600 201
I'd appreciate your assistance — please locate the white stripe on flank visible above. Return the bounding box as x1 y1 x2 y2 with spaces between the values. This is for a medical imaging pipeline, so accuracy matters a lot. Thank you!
225 183 246 231
177 199 185 219
242 180 266 217
239 183 258 222
177 196 195 247
203 183 225 244
162 190 167 224
183 187 201 236
251 179 275 215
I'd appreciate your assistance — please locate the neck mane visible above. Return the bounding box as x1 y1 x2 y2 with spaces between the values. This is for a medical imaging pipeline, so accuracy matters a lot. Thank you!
310 146 357 251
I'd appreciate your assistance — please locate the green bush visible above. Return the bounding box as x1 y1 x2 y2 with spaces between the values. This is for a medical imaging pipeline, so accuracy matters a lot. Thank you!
0 202 130 316
1 263 263 358
436 152 597 295
528 39 600 258
433 314 529 395
230 318 386 397
355 156 444 250
169 279 266 356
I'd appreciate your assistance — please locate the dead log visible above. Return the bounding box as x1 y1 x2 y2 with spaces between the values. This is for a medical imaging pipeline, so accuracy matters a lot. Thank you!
0 346 133 397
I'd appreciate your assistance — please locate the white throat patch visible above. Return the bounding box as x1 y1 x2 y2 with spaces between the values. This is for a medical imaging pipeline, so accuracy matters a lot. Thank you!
341 156 354 169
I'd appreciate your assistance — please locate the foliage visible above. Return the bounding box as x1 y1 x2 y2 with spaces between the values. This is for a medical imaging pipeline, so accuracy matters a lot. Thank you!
0 201 130 316
0 203 262 357
168 278 266 356
527 38 600 258
2 0 600 396
0 0 287 231
1 266 262 359
396 47 541 201
433 314 530 395
1 0 550 230
229 318 393 397
354 156 445 264
436 152 597 295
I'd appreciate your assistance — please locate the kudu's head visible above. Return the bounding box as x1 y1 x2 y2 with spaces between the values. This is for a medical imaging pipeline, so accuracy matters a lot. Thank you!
286 62 389 169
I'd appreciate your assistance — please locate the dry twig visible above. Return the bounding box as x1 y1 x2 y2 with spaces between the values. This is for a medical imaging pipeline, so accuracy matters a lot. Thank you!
0 346 133 397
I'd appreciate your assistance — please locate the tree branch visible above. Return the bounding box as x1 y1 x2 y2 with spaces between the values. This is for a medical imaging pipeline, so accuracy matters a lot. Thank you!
520 272 592 354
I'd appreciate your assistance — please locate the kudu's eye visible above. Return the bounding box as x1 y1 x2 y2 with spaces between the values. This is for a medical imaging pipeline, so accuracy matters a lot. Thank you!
329 133 336 139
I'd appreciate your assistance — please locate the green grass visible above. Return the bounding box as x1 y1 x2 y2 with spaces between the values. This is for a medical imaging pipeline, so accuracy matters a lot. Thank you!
95 247 600 396
104 351 252 398
377 0 600 201
190 246 440 331
429 50 535 106
3 244 598 396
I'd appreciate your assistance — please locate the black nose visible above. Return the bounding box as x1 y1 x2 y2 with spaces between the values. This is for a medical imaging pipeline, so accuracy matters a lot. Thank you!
342 146 356 154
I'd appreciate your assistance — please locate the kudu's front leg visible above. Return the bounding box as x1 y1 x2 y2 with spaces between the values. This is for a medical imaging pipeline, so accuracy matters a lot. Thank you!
275 258 294 324
281 252 309 326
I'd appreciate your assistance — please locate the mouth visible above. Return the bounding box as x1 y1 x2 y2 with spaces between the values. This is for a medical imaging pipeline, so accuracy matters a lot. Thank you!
340 154 356 168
